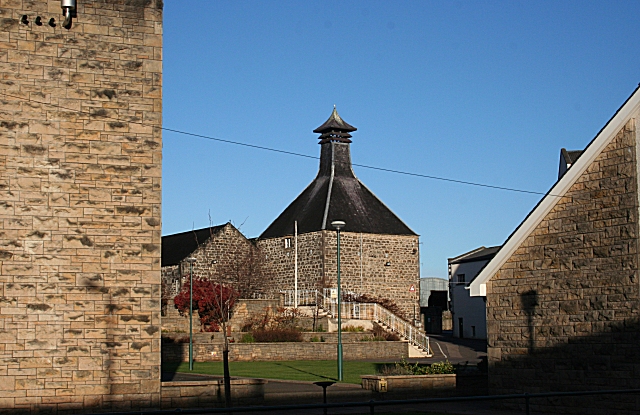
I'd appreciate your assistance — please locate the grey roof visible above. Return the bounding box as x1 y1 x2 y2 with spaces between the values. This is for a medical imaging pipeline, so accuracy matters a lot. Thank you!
313 106 357 134
260 110 416 239
561 148 583 165
161 225 226 267
448 246 501 265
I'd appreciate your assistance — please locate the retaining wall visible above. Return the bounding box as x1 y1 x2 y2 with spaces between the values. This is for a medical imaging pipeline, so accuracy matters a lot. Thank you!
162 341 408 362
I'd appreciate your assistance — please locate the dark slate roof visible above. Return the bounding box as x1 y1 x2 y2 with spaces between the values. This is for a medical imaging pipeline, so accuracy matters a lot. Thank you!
448 246 501 265
559 148 584 179
161 225 226 267
260 110 416 239
562 149 583 164
313 106 357 134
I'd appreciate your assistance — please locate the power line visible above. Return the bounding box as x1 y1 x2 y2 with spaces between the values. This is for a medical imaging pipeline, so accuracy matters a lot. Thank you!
1 91 549 196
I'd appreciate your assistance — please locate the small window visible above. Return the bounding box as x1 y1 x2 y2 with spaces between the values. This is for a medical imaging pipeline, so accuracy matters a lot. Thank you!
457 274 465 283
284 238 292 249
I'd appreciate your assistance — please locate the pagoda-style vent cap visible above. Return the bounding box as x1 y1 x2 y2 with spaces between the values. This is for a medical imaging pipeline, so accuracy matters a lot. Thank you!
313 106 357 134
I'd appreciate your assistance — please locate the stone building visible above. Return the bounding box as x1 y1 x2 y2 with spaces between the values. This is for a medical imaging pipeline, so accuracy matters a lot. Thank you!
0 0 163 412
257 108 420 319
469 86 640 413
160 223 263 315
161 109 421 321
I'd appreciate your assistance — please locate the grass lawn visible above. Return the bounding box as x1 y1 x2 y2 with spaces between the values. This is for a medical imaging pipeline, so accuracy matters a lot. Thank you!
163 360 391 384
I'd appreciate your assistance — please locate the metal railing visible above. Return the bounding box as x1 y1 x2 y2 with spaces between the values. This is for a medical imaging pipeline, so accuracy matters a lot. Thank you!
96 388 640 414
281 289 431 355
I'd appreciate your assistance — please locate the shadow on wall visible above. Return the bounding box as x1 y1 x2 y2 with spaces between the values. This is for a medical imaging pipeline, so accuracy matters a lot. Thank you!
519 290 538 354
490 317 640 415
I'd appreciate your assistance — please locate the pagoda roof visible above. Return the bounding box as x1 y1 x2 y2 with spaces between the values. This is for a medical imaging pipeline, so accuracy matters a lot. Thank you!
260 109 415 239
313 106 357 134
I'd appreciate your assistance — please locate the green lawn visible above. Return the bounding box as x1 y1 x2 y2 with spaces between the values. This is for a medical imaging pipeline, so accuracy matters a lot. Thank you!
164 360 390 384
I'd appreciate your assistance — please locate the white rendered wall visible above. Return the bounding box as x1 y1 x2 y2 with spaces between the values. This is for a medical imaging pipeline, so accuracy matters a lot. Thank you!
449 260 488 339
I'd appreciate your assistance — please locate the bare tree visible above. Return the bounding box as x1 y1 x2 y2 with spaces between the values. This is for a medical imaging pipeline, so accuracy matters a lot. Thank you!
204 223 267 408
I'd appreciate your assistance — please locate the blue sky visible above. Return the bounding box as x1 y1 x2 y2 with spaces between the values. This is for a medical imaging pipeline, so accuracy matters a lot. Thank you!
162 1 640 279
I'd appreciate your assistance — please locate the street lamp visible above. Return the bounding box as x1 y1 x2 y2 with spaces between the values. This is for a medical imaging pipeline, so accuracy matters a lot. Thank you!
185 257 197 371
331 220 345 381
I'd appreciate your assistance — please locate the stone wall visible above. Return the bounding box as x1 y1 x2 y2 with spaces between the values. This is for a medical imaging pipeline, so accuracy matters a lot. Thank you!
485 119 640 414
162 224 264 300
258 231 324 294
258 231 420 319
0 0 163 412
162 341 408 362
160 378 266 409
161 298 279 333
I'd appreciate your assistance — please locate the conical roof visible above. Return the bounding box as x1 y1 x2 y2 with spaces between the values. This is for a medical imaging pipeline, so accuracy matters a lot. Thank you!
260 109 416 239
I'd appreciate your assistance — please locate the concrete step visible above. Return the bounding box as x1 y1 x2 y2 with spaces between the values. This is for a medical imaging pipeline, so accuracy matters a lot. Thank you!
408 343 433 358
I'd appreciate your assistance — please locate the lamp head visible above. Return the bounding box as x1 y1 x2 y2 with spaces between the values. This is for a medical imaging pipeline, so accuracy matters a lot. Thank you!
185 257 197 264
331 220 346 231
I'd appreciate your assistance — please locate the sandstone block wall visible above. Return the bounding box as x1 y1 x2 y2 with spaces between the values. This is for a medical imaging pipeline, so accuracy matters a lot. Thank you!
0 0 163 412
258 231 420 319
486 119 640 414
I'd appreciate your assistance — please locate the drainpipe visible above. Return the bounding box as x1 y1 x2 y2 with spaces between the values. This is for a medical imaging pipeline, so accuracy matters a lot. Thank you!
61 0 76 29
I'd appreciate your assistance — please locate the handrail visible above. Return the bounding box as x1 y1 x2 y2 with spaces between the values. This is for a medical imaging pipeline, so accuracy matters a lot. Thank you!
281 289 431 355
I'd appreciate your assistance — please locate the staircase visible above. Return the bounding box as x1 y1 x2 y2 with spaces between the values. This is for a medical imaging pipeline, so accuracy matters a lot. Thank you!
282 289 432 357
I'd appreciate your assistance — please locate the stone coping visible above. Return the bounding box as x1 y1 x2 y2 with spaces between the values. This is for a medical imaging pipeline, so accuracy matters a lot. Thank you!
162 378 267 387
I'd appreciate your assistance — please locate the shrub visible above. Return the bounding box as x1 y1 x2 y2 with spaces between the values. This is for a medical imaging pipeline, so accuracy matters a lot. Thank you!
372 323 400 341
343 325 365 332
426 360 454 374
315 324 326 332
241 307 272 332
309 336 320 342
378 363 412 376
240 333 255 343
252 328 303 343
381 359 455 376
361 336 385 342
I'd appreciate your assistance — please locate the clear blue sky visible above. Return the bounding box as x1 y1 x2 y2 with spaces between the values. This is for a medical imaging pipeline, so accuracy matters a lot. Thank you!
162 1 640 280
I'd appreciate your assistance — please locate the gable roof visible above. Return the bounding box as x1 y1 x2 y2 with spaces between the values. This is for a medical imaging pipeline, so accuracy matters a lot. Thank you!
448 246 501 265
161 224 226 267
469 85 640 297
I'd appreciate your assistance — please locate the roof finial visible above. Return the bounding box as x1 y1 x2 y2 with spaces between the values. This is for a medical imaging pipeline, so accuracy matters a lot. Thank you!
314 107 357 144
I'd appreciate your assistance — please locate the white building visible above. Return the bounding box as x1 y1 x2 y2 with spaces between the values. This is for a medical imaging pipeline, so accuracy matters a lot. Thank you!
448 246 500 339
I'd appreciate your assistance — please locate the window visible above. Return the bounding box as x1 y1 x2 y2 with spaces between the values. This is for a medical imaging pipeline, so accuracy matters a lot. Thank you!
457 273 465 283
284 238 292 249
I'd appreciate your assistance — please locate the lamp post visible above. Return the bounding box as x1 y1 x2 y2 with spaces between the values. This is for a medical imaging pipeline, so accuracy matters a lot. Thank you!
331 220 345 381
185 257 197 371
